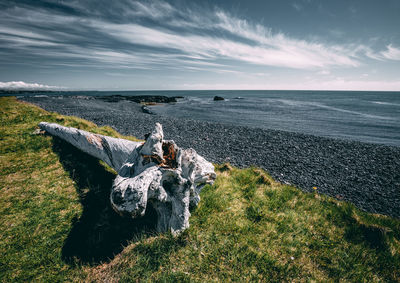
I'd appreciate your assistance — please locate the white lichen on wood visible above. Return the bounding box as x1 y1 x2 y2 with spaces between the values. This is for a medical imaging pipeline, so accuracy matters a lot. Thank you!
39 122 216 234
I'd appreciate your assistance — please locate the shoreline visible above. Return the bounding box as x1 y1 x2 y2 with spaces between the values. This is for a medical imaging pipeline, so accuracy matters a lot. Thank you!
20 95 400 218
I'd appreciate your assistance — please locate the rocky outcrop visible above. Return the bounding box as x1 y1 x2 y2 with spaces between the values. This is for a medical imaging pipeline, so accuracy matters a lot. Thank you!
39 122 216 235
97 95 178 103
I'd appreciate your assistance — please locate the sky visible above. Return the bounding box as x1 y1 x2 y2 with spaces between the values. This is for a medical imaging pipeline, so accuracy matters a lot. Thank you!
0 0 399 91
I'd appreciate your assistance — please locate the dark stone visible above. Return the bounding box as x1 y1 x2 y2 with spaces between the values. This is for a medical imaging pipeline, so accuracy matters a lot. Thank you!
141 105 155 115
213 96 225 101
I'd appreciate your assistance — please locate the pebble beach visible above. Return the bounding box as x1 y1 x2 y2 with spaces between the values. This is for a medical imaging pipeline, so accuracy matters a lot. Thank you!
21 95 400 218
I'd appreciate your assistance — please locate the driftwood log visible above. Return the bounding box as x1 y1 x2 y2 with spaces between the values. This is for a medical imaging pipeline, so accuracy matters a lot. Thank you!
39 122 216 235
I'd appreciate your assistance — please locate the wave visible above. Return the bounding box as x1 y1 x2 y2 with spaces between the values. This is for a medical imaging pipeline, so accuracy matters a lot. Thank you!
273 99 394 120
371 101 400 107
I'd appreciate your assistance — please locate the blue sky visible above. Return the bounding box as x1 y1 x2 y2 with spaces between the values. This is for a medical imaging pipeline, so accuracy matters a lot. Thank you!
0 0 399 90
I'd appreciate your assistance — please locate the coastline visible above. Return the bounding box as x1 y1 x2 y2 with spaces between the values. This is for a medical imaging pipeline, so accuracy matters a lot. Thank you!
21 95 400 218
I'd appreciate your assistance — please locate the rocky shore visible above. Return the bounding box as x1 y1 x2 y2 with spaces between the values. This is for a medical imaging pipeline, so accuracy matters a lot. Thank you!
21 95 400 218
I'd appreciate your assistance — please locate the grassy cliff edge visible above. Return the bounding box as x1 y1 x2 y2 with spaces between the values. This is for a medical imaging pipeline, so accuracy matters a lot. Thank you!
1 97 399 282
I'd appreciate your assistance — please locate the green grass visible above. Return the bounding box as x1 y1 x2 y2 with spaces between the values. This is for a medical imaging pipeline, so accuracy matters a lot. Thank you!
1 97 399 282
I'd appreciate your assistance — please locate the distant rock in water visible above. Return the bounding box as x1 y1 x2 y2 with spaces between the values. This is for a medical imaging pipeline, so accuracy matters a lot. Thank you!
213 96 225 101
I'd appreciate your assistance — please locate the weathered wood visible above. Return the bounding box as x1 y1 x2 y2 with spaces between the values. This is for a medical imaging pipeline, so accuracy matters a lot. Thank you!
39 122 216 235
39 122 140 171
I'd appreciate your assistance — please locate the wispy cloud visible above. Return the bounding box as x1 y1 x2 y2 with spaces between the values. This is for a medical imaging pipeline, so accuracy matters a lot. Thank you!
0 81 61 90
361 44 400 61
213 11 359 68
292 3 303 11
318 70 331 75
0 0 365 72
381 45 400 61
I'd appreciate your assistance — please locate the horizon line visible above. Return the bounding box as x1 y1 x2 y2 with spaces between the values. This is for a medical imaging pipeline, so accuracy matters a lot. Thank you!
1 88 399 93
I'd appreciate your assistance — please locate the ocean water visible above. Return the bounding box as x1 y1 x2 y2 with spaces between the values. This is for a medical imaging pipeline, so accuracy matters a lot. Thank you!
146 90 400 146
9 89 400 146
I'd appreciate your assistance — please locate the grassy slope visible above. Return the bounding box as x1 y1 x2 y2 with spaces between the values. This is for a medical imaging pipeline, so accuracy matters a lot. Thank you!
0 97 399 282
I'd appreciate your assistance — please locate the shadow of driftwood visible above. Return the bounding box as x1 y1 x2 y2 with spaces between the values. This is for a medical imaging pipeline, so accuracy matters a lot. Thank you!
51 137 157 264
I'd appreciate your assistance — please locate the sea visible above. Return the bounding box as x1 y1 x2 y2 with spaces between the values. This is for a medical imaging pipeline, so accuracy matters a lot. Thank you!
7 90 400 147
